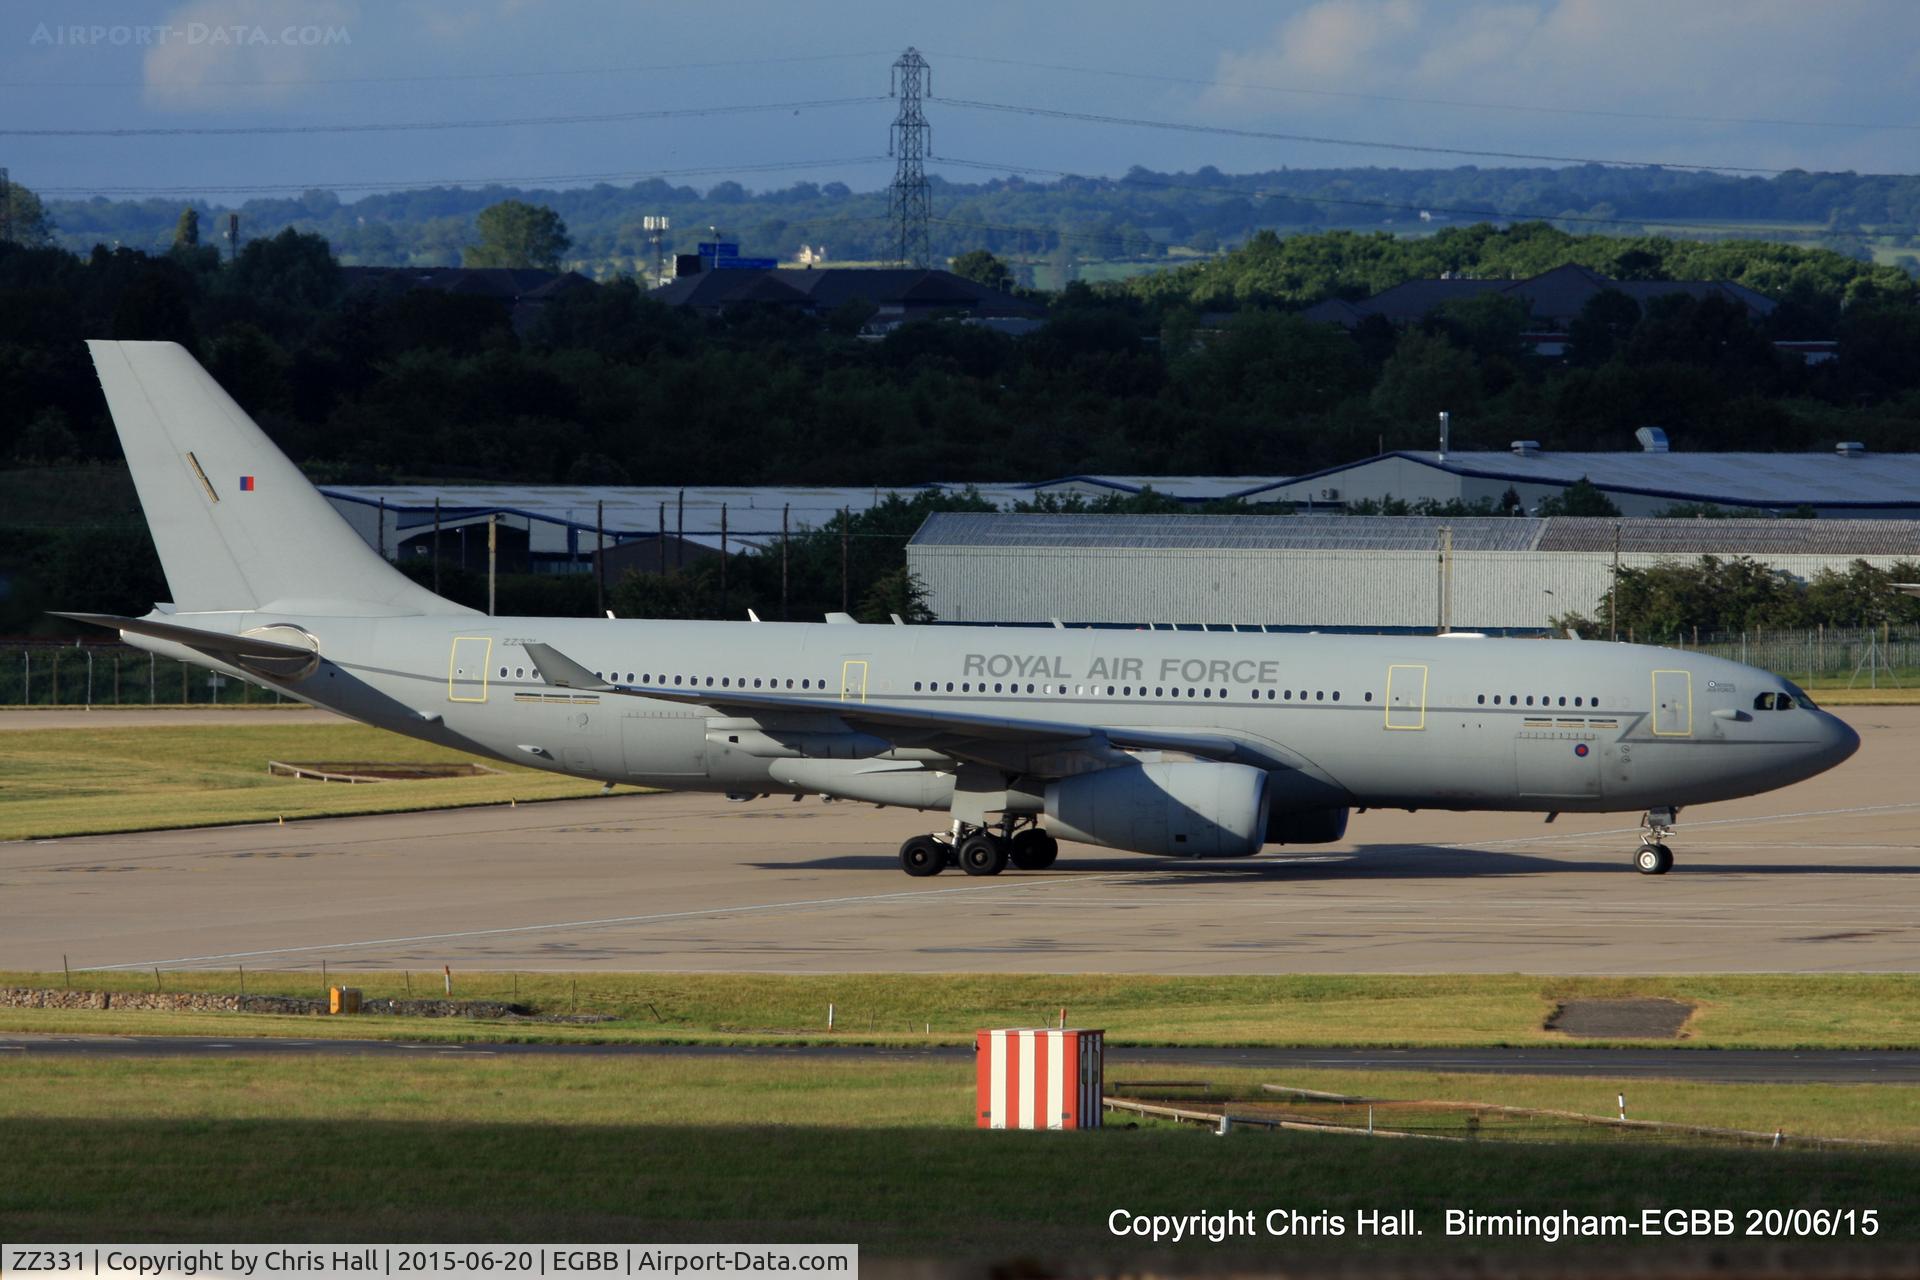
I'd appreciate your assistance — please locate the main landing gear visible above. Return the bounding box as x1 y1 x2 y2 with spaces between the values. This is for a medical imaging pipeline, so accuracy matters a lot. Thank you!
1635 807 1678 875
898 818 1059 878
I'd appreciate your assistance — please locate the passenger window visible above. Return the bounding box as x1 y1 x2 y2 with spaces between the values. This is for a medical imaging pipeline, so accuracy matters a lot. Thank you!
1558 697 1566 707
1573 697 1582 707
1332 691 1340 702
1525 696 1533 706
1477 695 1486 705
1364 692 1373 702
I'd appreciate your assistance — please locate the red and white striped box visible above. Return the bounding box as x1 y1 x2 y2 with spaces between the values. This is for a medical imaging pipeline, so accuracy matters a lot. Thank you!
975 1028 1104 1130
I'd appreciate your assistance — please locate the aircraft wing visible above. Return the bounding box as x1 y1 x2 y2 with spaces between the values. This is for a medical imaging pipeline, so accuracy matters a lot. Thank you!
523 640 1256 768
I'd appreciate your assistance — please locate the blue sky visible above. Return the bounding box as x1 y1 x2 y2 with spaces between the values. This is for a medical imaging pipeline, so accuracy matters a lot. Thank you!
5 0 1915 200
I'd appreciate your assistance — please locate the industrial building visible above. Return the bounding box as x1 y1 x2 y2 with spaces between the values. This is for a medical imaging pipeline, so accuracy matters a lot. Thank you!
320 475 1292 574
1245 433 1920 518
907 513 1920 633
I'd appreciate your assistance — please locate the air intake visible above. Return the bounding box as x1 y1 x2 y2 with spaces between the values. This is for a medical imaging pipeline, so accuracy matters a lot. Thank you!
1635 427 1670 453
1510 440 1541 457
1837 441 1866 457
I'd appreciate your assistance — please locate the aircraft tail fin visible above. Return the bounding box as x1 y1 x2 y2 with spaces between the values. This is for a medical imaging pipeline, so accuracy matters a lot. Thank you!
86 340 472 617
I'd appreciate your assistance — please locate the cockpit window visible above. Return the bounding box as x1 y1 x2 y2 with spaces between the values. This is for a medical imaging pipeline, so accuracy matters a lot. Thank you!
1754 690 1799 712
1754 692 1778 711
1781 679 1818 710
1778 693 1796 710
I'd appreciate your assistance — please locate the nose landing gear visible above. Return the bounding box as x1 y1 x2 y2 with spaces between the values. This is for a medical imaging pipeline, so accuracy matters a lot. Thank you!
896 818 1059 877
1635 807 1678 875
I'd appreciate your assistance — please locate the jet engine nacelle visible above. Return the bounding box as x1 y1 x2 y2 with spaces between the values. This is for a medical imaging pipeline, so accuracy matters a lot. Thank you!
1044 761 1272 858
1267 805 1350 845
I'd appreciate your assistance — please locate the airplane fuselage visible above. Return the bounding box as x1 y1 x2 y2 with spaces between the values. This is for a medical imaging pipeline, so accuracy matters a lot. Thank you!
136 614 1859 828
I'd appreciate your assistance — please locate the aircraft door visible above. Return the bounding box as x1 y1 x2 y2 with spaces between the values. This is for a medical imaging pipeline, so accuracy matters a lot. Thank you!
1384 664 1427 730
1652 670 1692 737
448 636 491 703
841 659 869 704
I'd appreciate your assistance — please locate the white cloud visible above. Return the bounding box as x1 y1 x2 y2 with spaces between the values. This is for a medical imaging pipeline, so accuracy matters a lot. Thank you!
1213 0 1421 91
1196 0 1917 172
143 0 359 109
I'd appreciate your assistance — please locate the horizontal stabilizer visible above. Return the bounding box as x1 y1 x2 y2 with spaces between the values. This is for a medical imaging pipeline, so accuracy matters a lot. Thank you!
52 612 316 662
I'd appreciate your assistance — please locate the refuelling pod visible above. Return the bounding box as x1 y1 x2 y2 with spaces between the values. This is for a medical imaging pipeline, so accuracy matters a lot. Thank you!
767 759 956 809
1044 761 1272 858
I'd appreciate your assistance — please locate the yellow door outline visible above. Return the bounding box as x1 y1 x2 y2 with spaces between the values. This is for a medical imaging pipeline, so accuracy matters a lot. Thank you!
840 659 869 704
448 636 492 703
1651 669 1692 737
1384 663 1428 730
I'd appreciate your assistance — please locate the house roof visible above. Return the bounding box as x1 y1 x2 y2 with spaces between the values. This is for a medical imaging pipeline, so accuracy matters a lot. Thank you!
340 266 589 301
651 267 1042 316
1304 263 1777 330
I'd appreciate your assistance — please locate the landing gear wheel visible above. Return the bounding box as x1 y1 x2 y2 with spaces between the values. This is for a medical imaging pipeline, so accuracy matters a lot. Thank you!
958 832 1008 877
1635 843 1673 876
899 835 945 877
1009 829 1059 871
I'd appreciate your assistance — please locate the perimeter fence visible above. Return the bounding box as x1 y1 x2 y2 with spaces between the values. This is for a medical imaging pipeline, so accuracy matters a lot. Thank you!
1669 625 1918 686
0 642 288 706
0 628 1912 706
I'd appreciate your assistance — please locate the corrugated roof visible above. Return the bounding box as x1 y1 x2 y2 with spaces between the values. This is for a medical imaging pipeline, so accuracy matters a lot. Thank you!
912 512 1920 556
1239 450 1920 509
909 513 1545 552
1540 517 1920 555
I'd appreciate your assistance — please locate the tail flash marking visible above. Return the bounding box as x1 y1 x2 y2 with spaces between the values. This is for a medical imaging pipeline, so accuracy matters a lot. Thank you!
185 450 219 504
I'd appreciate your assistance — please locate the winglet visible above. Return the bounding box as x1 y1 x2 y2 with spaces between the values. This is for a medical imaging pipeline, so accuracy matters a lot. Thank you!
523 641 614 691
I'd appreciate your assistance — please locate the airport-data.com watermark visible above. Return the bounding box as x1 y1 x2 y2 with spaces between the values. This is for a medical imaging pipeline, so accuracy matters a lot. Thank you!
29 22 351 48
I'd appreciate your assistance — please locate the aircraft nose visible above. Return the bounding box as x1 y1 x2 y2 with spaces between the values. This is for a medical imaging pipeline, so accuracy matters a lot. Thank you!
1816 711 1860 768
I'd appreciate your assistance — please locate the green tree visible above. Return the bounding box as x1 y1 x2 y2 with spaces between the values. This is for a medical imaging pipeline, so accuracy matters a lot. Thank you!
1369 330 1480 423
1535 477 1621 517
857 566 935 623
1 179 55 246
465 200 571 270
172 207 200 249
226 227 342 312
949 249 1014 293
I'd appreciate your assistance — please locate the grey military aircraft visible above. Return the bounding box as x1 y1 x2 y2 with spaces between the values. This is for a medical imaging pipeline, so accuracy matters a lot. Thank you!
64 341 1859 878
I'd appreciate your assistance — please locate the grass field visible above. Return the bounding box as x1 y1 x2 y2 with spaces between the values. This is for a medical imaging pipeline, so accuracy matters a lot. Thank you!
0 724 631 840
5 972 1917 1049
0 1055 1913 1256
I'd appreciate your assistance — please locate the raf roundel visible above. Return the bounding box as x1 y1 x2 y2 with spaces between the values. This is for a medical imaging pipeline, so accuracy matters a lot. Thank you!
1574 743 1590 758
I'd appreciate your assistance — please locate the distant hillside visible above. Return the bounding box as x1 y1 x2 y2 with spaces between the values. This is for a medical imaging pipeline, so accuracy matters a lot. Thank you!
42 163 1920 281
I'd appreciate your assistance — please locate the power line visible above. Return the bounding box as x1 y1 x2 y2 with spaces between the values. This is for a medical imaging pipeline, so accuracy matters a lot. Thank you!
0 96 887 138
1 51 894 90
930 50 1920 134
933 157 1878 236
33 156 893 198
934 97 1793 176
